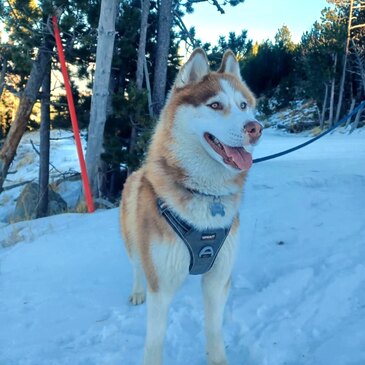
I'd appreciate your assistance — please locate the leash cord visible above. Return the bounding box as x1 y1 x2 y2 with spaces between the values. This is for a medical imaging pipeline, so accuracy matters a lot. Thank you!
253 100 365 164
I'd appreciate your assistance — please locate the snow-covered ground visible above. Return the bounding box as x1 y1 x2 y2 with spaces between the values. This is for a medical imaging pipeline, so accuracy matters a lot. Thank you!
1 127 365 365
0 130 85 222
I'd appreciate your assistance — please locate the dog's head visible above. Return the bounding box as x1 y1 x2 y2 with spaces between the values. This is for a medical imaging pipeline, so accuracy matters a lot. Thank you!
161 48 262 176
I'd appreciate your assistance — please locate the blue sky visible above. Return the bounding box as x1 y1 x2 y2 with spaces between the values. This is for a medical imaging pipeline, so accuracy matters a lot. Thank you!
183 0 331 45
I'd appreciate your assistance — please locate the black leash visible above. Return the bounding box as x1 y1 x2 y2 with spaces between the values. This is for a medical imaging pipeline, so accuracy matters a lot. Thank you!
253 100 365 164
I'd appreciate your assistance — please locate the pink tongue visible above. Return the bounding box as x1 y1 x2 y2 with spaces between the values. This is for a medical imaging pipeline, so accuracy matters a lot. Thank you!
223 145 252 170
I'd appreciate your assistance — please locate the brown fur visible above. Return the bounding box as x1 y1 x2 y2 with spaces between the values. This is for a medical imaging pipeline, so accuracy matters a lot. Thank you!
121 53 255 292
120 48 262 365
121 170 174 292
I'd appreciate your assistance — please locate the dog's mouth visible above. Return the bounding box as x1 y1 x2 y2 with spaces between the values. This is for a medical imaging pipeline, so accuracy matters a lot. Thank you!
204 133 252 170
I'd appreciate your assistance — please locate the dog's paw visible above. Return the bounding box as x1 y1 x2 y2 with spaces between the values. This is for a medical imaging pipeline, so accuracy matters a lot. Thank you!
129 292 145 305
209 361 228 365
208 357 229 365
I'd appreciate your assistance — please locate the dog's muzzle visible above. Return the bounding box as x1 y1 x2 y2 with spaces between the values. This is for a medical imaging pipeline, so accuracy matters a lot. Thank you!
244 120 263 144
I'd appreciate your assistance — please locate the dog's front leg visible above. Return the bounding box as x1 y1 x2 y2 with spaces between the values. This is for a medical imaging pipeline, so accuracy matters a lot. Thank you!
142 289 174 365
202 273 231 365
202 257 233 365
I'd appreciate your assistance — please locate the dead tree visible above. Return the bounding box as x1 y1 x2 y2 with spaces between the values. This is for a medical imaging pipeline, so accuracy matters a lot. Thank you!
85 0 119 198
136 0 151 90
152 0 173 116
335 0 365 122
128 0 152 169
0 27 54 193
351 39 365 93
36 59 51 218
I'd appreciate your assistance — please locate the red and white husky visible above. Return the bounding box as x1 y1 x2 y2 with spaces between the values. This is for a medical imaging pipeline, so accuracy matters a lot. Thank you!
120 48 262 365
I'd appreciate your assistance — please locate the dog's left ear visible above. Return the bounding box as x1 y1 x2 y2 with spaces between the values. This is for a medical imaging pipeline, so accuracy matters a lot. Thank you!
217 50 241 80
174 48 209 88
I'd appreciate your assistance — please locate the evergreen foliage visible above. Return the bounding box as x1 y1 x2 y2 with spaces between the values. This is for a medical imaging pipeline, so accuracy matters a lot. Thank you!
1 0 364 200
241 26 297 109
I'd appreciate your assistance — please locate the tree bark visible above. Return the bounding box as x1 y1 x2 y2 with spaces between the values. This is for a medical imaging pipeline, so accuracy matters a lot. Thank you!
128 0 151 176
335 0 354 123
329 53 337 128
0 35 53 193
350 103 364 133
136 0 151 90
0 54 8 98
144 57 153 116
351 39 365 94
152 0 173 116
36 59 51 218
86 0 118 199
320 83 329 129
345 97 356 128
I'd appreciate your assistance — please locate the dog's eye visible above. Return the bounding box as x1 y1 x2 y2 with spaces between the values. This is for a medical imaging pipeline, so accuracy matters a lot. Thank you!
208 102 223 110
240 101 248 110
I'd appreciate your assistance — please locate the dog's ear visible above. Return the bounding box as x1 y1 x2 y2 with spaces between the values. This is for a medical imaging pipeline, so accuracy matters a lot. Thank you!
217 50 241 80
174 48 209 88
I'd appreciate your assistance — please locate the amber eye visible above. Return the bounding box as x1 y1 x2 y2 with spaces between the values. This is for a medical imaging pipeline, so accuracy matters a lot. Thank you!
208 102 223 110
240 101 248 110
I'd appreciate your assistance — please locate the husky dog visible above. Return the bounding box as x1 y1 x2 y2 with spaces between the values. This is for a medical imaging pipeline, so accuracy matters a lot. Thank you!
120 48 262 365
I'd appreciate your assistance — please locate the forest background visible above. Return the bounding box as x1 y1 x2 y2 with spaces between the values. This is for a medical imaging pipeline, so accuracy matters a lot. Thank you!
0 0 364 215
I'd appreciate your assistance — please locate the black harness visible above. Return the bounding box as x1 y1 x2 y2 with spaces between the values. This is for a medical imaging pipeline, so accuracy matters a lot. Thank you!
157 198 231 275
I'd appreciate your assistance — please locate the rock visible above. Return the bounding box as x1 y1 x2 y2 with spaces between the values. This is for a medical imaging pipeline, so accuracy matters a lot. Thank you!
12 182 67 222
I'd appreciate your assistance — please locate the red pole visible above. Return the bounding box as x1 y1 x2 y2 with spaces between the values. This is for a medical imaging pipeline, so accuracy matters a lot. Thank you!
52 15 95 213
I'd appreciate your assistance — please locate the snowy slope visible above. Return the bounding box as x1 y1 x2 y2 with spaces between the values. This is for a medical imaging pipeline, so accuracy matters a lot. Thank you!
0 130 84 222
1 128 365 365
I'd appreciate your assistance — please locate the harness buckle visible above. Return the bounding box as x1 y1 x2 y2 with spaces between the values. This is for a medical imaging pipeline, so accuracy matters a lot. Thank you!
199 246 214 259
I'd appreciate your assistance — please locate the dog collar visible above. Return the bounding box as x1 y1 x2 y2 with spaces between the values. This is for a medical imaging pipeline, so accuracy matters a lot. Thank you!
186 188 228 217
156 198 231 275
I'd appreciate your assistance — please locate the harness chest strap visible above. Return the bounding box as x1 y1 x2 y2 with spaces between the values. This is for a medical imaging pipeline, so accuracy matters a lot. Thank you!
156 198 231 275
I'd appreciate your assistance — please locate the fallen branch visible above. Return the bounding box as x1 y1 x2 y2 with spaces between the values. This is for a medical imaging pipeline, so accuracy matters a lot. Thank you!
3 179 34 191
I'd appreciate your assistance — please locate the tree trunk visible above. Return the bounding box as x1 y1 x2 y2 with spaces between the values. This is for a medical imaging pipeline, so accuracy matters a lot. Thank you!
351 39 365 94
345 97 356 128
128 0 151 176
329 78 335 127
350 103 364 133
136 0 151 90
335 0 354 124
320 83 329 129
152 0 173 116
86 0 118 199
36 59 51 218
0 35 53 193
0 55 8 98
329 53 337 128
144 57 153 116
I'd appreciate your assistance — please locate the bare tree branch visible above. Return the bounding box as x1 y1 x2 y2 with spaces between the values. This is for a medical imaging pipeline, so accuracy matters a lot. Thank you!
174 10 197 48
30 139 63 175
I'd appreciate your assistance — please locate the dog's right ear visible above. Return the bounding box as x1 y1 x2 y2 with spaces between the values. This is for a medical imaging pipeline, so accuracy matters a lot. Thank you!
174 48 209 88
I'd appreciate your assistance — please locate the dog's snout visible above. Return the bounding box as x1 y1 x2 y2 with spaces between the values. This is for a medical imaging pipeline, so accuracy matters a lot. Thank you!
244 121 262 137
244 121 262 143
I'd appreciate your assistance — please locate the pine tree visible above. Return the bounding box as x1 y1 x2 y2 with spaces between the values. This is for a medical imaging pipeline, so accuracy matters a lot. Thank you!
299 7 346 126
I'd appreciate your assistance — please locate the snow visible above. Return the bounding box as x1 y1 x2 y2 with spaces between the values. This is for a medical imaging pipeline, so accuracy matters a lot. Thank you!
0 130 84 222
1 127 365 365
265 100 318 132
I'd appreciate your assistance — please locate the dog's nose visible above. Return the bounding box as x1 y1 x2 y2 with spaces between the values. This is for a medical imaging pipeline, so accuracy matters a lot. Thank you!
244 121 262 143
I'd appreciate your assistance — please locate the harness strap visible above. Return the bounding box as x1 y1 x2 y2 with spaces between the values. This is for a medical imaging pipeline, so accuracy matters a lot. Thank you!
157 198 231 275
